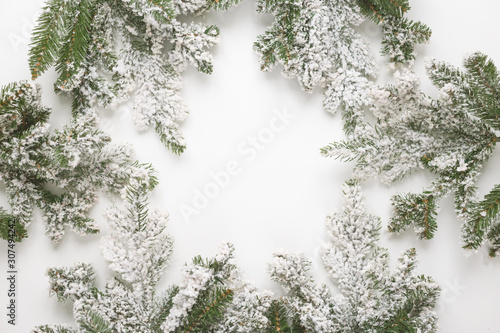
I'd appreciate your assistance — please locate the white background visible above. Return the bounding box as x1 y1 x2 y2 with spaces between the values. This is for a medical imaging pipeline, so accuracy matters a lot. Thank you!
1 0 500 331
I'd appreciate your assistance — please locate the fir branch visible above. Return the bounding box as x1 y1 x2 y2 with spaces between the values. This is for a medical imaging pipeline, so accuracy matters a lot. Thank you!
181 288 234 332
390 192 438 239
151 286 180 332
122 0 175 25
0 81 147 242
77 309 112 333
268 182 439 332
463 184 500 250
33 325 78 333
356 0 431 64
463 53 500 129
381 17 432 63
264 299 305 333
55 0 94 90
255 0 377 132
36 181 264 333
29 0 237 152
0 212 27 242
28 0 66 80
486 222 500 257
327 53 500 254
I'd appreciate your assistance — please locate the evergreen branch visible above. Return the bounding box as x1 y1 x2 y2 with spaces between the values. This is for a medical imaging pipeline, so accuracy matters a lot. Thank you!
0 212 27 242
254 0 300 72
486 222 500 257
206 0 242 12
356 0 388 23
0 82 50 136
426 56 498 128
55 0 94 89
389 192 438 239
356 0 430 64
182 288 234 332
27 0 237 152
47 263 97 303
0 82 143 241
121 0 174 25
78 309 113 333
270 183 439 332
29 0 66 80
330 56 499 251
151 286 180 332
377 270 439 333
155 120 186 155
32 325 78 333
381 17 431 63
357 0 410 21
462 184 500 251
463 52 500 129
264 299 300 333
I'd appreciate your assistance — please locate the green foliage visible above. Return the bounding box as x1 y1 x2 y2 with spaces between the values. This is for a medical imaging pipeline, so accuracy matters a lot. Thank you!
55 0 93 89
324 52 500 254
266 183 440 332
487 222 500 257
29 0 66 80
205 0 242 12
0 81 149 242
431 52 500 129
264 299 306 333
255 0 378 134
356 0 431 63
151 286 180 332
0 210 27 241
33 325 78 333
29 0 237 154
78 309 113 333
34 183 244 332
368 248 440 332
254 0 301 72
463 184 500 252
180 287 234 332
48 263 97 302
389 193 438 239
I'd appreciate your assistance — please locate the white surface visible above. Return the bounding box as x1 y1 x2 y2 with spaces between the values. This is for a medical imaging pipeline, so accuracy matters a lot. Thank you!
1 0 500 331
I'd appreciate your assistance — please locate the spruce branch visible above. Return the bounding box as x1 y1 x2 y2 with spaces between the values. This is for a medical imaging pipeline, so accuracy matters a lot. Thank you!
266 182 440 332
324 52 500 254
29 0 66 80
33 326 78 333
389 192 438 239
462 184 500 252
0 81 149 242
0 210 27 242
33 181 439 332
486 222 500 257
55 0 94 90
35 180 271 333
255 0 430 132
29 0 239 153
77 309 113 333
264 299 306 333
356 0 431 64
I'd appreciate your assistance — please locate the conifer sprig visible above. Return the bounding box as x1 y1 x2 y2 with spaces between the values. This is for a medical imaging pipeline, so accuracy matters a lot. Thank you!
265 182 440 332
255 0 430 134
34 180 271 333
29 0 239 154
323 52 500 255
356 0 431 64
33 181 439 332
29 0 66 80
0 81 150 242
